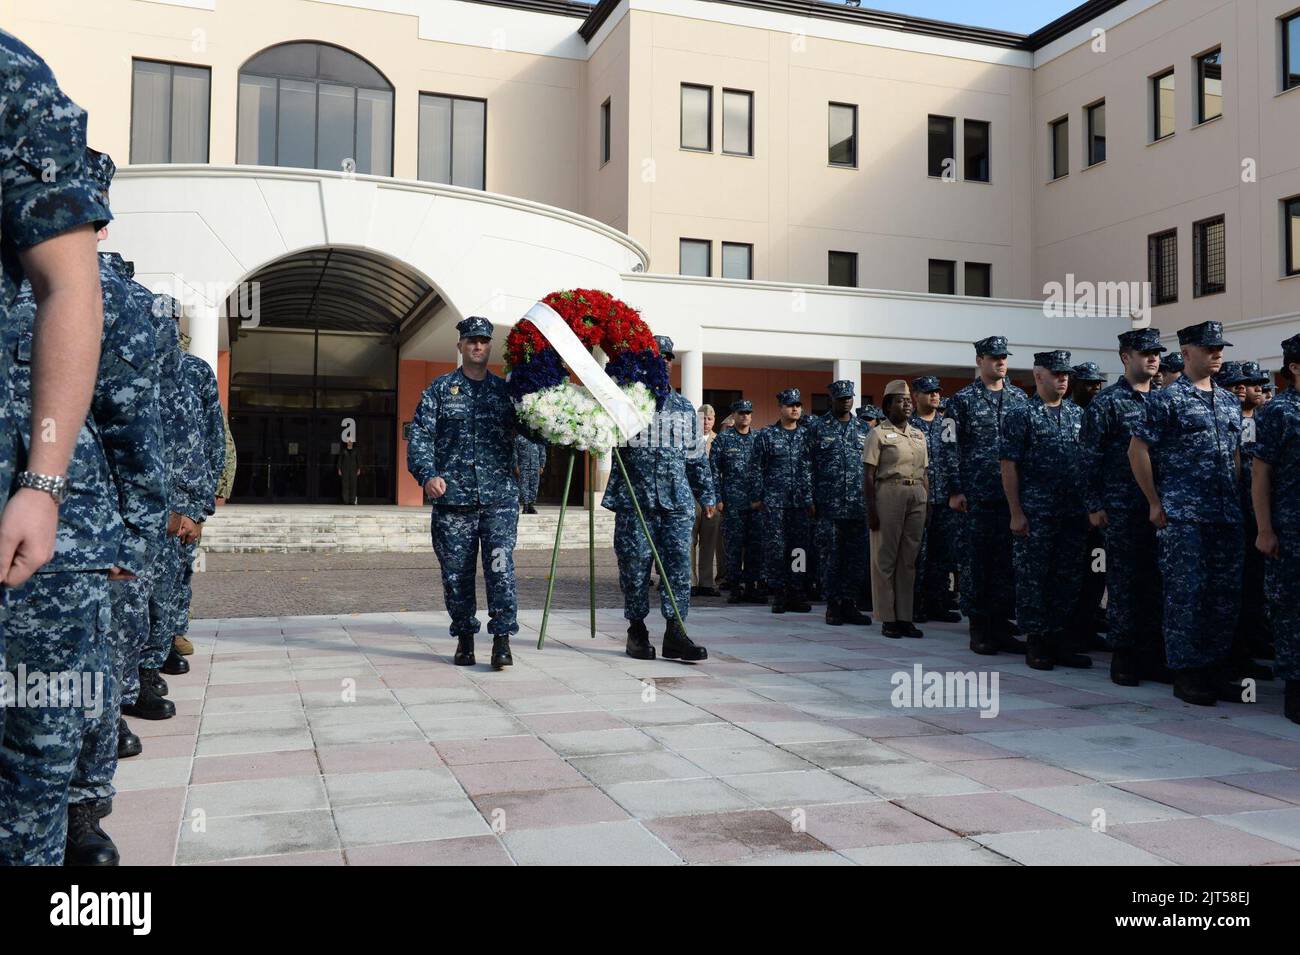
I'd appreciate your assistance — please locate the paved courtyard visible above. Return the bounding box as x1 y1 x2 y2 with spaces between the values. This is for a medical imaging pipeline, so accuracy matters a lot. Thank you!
112 608 1300 866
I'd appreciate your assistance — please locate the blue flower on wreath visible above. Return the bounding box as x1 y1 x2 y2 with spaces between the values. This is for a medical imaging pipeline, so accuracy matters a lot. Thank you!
606 349 671 409
506 347 568 402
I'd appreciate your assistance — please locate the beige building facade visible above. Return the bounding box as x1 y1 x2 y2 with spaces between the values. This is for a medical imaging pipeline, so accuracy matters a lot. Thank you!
6 0 1297 505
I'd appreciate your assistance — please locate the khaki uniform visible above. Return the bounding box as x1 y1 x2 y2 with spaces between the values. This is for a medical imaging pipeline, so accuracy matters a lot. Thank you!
864 420 929 622
692 432 723 587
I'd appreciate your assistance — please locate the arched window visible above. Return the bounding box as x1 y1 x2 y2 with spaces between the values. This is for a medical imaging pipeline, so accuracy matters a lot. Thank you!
237 42 393 176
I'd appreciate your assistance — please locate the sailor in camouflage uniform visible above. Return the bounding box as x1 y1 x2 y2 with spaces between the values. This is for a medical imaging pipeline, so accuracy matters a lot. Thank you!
1158 351 1183 389
1130 321 1245 706
910 376 959 623
604 335 714 661
1080 328 1168 686
408 317 521 669
513 432 545 515
1000 350 1092 671
712 398 763 604
808 380 871 626
0 152 163 866
751 389 815 614
1251 333 1300 723
945 336 1029 655
1069 360 1109 644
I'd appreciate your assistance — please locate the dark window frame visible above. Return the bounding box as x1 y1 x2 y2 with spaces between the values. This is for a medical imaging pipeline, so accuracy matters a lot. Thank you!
827 250 858 287
964 262 992 297
963 119 990 182
1285 195 1300 277
721 241 754 280
1284 12 1300 92
828 101 858 168
1193 214 1226 297
928 258 957 295
721 88 754 157
928 114 955 179
1151 68 1175 141
599 97 611 166
1148 228 1179 306
1049 116 1069 180
417 91 488 190
130 57 213 164
680 83 713 152
679 237 712 277
1085 99 1106 167
1197 47 1223 124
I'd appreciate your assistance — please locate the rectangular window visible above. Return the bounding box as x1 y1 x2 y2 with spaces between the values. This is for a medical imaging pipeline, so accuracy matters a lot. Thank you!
131 59 210 164
963 119 990 182
1193 215 1226 297
600 98 611 165
828 102 857 167
1198 48 1223 123
928 114 955 178
1050 117 1069 179
964 262 991 297
1148 229 1179 305
1086 101 1106 166
1286 196 1300 276
1152 69 1175 140
928 259 956 295
1284 13 1300 92
828 250 857 287
418 94 485 189
681 84 712 151
721 242 753 279
722 89 753 156
680 238 711 277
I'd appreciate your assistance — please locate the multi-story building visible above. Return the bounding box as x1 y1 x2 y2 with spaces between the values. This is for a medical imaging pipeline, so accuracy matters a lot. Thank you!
8 0 1297 505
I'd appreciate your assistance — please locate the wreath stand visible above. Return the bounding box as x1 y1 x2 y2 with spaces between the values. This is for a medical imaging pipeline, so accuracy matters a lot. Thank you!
536 446 687 649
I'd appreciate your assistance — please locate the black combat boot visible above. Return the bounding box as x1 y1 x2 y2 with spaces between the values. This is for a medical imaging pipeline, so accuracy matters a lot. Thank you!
748 584 769 605
825 599 844 626
993 618 1027 654
626 619 655 660
900 622 924 638
1285 681 1300 725
148 670 169 697
770 590 787 614
65 801 119 866
1110 648 1141 687
1052 633 1093 669
663 619 707 662
786 588 812 613
122 670 175 720
927 605 961 623
727 585 746 604
912 603 929 624
1173 668 1217 707
1026 634 1054 671
490 635 513 669
161 647 189 675
968 615 998 655
453 636 476 666
841 601 872 626
524 505 538 515
117 719 142 759
880 621 904 639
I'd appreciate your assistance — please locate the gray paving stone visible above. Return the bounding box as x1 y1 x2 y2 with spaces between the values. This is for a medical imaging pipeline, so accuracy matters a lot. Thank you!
178 809 339 864
333 799 490 846
604 778 755 818
324 768 466 807
502 821 681 865
186 776 328 818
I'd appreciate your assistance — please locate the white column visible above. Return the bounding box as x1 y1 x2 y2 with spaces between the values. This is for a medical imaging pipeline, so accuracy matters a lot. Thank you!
680 348 704 409
832 359 862 398
188 302 220 373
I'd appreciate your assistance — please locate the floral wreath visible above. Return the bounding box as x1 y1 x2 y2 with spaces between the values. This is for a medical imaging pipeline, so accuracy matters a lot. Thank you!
504 289 670 453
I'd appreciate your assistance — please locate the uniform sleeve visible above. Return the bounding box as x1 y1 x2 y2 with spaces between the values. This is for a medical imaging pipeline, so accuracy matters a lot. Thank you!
406 387 439 487
1 48 110 250
709 434 722 492
1132 392 1169 447
999 405 1029 464
201 367 226 491
1078 397 1108 513
863 428 881 467
943 397 963 496
1251 404 1286 467
750 431 767 504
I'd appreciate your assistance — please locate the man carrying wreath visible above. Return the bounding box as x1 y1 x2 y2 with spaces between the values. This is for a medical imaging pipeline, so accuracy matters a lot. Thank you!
604 335 716 661
407 316 520 670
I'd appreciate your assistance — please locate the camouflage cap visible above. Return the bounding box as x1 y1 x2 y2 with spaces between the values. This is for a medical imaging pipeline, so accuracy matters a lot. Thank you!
911 375 941 393
1159 351 1185 373
1283 333 1300 364
1033 349 1073 372
1071 361 1107 382
1214 361 1243 387
777 388 802 406
653 335 674 359
457 316 493 339
1117 327 1167 353
856 404 885 421
974 335 1011 357
1177 320 1233 348
730 398 753 413
828 379 855 400
1236 360 1270 385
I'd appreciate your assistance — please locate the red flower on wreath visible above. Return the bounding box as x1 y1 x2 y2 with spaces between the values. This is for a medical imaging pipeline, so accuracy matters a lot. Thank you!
506 288 659 368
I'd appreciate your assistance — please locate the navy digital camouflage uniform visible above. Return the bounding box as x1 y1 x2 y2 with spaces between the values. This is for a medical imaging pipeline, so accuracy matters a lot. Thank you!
1079 329 1166 660
1227 361 1272 647
604 389 715 623
1133 324 1244 672
751 390 814 598
808 382 870 603
944 339 1029 623
513 433 545 507
0 243 165 863
407 321 521 640
999 354 1087 642
910 377 953 611
1250 352 1299 684
711 401 761 587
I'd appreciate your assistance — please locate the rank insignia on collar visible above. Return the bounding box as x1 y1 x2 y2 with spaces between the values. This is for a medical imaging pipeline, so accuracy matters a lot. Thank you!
450 385 459 396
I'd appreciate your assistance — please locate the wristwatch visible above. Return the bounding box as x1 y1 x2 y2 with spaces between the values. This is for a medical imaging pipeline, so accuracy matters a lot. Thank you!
16 471 70 505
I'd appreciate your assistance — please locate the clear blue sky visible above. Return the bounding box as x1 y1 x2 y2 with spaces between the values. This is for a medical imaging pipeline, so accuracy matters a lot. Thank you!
855 1 1084 33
